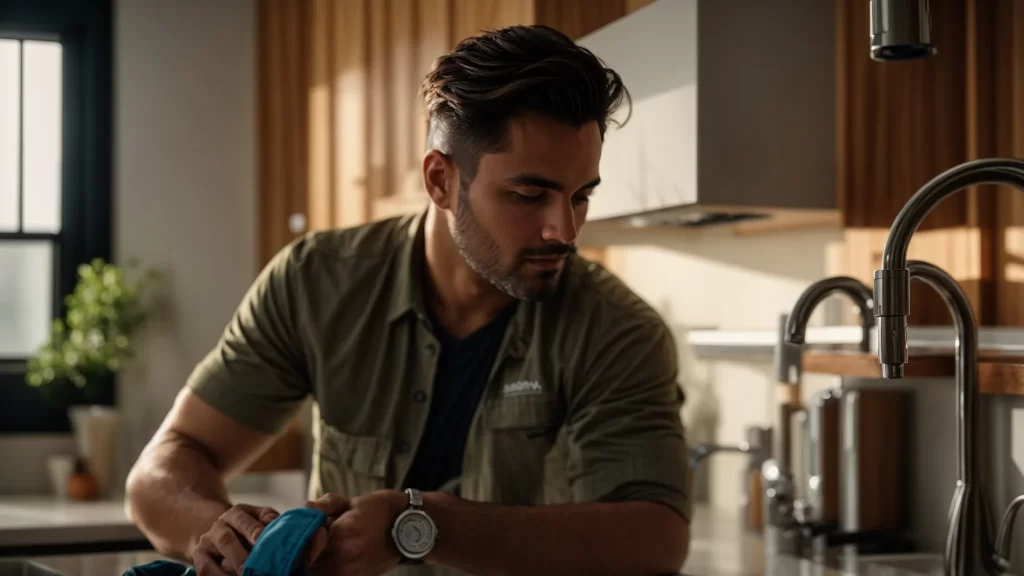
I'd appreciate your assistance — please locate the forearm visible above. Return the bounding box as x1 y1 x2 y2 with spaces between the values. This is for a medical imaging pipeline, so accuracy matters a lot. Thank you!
125 431 232 562
423 493 690 576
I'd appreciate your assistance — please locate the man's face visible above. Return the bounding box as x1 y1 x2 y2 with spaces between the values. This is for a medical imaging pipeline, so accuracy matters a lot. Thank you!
449 113 602 301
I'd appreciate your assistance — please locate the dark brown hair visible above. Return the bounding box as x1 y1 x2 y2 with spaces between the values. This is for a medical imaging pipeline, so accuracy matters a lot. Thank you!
421 25 631 183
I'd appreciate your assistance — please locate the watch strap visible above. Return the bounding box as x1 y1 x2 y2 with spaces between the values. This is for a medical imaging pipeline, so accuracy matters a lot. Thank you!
406 488 423 508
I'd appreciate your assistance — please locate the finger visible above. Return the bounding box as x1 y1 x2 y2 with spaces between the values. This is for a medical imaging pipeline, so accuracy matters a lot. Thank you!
235 504 280 526
220 507 266 545
257 507 280 525
193 548 232 576
305 493 350 518
210 522 251 571
219 557 238 576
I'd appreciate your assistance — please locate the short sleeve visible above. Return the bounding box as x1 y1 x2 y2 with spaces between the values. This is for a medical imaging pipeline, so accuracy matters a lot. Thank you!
186 240 311 435
565 317 692 521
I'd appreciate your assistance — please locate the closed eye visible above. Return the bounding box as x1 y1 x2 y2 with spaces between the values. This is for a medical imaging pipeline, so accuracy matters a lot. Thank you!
510 191 545 204
573 189 595 205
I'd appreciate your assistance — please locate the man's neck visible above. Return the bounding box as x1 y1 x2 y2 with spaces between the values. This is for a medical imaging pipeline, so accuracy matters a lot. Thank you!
422 207 515 339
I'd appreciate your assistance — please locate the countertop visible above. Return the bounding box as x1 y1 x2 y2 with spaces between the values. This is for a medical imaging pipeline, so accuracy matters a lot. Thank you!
687 325 1024 358
0 495 953 575
0 492 304 556
682 507 947 575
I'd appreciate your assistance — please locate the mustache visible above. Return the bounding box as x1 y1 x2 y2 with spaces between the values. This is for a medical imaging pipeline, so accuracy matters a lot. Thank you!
521 244 577 258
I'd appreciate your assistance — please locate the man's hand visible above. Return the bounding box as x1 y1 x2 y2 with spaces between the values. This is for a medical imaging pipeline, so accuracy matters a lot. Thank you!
307 490 407 576
190 504 280 576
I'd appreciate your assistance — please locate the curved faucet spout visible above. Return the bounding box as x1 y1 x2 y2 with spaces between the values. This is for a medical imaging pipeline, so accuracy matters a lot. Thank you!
785 276 874 352
876 159 1024 382
881 159 1024 270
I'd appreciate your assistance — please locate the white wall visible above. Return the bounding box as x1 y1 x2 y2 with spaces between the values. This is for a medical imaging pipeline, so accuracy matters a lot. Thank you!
113 0 257 473
0 0 258 494
600 226 845 514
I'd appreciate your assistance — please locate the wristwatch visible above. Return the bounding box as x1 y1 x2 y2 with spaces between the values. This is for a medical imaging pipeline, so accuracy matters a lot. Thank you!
391 488 438 564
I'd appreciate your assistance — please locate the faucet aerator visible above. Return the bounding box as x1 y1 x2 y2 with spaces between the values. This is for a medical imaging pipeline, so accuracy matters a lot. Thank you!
881 363 904 379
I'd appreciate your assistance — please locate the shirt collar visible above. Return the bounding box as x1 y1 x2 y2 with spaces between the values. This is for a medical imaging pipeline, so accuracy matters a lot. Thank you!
386 210 429 324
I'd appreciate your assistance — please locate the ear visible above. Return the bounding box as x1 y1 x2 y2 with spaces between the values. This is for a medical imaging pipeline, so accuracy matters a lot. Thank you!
422 150 457 209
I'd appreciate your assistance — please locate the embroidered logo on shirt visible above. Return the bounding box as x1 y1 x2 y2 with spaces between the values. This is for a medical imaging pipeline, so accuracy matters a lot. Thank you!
502 380 543 397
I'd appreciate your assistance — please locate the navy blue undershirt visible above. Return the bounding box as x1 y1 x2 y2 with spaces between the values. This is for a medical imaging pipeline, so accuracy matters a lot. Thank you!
402 302 518 493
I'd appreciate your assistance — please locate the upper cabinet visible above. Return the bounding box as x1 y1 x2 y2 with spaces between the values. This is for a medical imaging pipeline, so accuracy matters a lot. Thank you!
258 0 651 268
575 1 839 235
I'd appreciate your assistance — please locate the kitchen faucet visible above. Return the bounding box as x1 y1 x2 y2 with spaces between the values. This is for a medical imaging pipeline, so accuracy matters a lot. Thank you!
784 276 875 352
763 276 875 555
873 157 1024 575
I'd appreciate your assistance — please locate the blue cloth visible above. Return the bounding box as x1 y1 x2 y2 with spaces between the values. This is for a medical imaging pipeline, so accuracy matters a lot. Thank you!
123 508 328 576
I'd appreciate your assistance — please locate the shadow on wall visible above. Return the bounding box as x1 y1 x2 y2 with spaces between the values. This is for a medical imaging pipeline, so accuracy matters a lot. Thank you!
581 223 844 285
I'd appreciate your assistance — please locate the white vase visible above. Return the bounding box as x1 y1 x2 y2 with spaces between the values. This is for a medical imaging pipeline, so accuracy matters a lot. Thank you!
67 405 120 499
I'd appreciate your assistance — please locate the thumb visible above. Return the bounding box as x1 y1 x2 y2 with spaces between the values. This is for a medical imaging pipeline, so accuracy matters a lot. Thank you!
302 526 329 569
305 492 350 520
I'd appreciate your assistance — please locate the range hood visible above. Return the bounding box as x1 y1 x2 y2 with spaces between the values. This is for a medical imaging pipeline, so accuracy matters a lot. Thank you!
576 0 838 233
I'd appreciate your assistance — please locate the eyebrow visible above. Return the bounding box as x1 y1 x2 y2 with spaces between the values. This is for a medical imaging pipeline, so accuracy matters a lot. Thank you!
506 173 601 192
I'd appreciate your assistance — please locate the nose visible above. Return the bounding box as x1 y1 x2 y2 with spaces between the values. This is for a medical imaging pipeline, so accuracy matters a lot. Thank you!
541 199 579 245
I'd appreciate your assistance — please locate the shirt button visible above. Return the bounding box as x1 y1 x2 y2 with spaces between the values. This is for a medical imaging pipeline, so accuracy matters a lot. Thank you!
397 440 411 454
413 390 428 403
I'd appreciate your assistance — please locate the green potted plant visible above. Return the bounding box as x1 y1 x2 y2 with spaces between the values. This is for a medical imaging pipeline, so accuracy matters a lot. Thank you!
26 257 159 498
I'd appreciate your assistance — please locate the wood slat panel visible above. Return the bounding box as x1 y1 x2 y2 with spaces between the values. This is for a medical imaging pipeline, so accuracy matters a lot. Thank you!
368 0 391 212
964 0 999 323
836 0 967 230
452 0 534 44
415 0 451 173
335 0 370 227
533 0 626 40
388 0 418 202
307 0 335 232
994 0 1024 325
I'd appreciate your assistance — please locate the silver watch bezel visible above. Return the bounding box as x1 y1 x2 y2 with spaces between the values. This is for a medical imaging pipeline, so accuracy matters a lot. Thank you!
391 489 438 560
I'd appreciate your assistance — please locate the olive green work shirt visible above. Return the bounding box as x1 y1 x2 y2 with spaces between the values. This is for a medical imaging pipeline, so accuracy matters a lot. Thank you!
187 211 692 575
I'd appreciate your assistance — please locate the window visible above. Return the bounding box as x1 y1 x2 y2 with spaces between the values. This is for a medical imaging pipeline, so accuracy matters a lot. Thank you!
0 1 113 433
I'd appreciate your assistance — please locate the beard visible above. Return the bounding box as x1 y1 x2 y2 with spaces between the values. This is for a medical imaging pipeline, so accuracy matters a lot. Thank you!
450 186 575 302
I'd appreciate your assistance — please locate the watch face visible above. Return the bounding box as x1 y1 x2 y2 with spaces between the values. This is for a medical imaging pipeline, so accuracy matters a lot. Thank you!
395 510 436 557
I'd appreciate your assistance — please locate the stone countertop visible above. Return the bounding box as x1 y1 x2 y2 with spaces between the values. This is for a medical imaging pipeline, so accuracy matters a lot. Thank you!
0 492 305 554
0 495 954 574
682 506 947 576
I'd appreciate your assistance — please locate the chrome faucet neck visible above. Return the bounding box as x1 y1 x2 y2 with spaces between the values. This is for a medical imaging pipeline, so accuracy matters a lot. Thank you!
872 157 1024 576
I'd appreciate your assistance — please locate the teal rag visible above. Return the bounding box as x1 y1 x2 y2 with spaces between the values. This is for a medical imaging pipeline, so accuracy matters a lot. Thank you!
122 508 328 576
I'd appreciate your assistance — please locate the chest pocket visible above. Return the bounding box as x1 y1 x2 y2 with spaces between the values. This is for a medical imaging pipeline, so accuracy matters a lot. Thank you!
311 421 392 499
486 391 563 505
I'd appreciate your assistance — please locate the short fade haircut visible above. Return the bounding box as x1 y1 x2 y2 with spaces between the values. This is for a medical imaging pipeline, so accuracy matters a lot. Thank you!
420 24 631 185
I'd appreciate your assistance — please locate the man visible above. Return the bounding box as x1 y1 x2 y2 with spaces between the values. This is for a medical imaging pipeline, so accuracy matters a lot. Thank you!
126 24 692 576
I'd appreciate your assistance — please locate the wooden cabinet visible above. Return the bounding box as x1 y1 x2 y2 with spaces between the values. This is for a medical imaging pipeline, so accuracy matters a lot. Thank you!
832 0 1024 326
